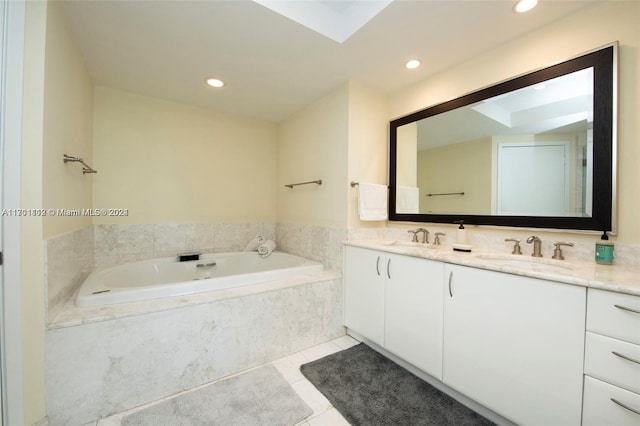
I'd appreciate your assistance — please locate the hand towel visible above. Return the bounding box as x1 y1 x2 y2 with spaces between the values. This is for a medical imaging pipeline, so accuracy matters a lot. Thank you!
396 186 420 214
258 240 276 258
358 183 388 221
243 234 266 252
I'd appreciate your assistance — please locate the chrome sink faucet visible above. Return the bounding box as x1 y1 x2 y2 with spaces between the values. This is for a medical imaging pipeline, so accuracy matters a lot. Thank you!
407 228 429 243
526 236 543 257
416 228 429 244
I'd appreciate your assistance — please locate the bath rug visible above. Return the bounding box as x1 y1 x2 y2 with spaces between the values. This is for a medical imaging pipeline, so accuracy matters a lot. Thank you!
300 343 495 426
121 364 312 426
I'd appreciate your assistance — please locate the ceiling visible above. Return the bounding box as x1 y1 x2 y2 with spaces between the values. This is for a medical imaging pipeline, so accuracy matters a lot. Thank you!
61 0 599 123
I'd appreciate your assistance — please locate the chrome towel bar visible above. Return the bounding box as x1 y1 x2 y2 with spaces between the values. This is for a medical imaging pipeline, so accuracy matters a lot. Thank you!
426 191 464 197
63 154 97 174
285 179 322 189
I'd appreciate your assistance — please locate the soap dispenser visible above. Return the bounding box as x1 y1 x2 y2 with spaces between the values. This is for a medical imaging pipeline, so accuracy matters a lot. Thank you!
595 231 614 265
452 220 472 252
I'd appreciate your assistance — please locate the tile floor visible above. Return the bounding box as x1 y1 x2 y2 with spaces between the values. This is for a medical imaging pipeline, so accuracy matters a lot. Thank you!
86 335 360 426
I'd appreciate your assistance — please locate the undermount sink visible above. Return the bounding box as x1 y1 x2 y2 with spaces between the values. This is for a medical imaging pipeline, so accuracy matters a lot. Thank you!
475 254 574 271
385 241 436 249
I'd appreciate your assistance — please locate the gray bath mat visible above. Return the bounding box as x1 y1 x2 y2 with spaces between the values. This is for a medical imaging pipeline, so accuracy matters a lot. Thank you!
122 365 312 426
300 343 495 426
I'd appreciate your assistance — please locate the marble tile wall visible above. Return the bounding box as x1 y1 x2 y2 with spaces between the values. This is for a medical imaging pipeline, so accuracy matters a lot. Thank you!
94 222 276 269
275 223 347 272
45 227 94 322
45 277 344 425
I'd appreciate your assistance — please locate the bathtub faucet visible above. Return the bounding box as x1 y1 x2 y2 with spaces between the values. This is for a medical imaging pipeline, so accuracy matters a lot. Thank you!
178 252 201 262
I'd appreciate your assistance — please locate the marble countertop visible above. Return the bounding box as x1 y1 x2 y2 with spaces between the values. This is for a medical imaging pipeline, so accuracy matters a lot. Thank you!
345 240 640 297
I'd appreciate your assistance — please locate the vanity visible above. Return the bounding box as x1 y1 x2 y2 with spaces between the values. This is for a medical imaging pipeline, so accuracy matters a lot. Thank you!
343 241 640 426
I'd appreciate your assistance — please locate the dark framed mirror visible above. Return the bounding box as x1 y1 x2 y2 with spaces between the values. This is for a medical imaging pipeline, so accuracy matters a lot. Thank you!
389 43 616 231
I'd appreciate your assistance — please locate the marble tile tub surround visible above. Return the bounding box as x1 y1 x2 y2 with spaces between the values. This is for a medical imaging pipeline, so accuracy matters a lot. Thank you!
45 276 344 425
94 222 276 270
45 226 94 322
276 223 347 272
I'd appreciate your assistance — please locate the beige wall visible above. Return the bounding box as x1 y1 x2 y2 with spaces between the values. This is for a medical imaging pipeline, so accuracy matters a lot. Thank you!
395 122 417 188
42 0 93 239
390 1 640 244
21 1 47 424
92 87 278 225
277 84 349 227
347 81 389 228
418 138 492 215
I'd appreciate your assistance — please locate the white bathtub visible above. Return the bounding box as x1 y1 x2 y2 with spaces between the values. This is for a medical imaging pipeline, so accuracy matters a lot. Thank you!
76 251 324 307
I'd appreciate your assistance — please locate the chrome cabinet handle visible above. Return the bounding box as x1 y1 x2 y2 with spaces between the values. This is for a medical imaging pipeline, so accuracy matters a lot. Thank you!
612 351 640 365
448 271 453 297
387 258 391 279
611 398 640 416
376 256 380 276
614 304 640 315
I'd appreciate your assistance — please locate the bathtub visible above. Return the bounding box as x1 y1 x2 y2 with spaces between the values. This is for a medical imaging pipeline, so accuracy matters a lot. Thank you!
76 251 324 307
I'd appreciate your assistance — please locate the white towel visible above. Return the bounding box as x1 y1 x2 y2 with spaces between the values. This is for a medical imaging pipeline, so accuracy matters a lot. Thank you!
258 240 276 258
357 183 388 221
243 234 266 252
396 186 420 213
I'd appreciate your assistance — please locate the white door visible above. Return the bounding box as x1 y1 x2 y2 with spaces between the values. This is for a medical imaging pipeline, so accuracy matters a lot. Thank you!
497 141 570 216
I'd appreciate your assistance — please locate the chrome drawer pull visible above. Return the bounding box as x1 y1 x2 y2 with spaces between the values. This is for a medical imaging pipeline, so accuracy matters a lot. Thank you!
448 271 453 298
387 258 391 279
611 398 640 416
614 304 640 315
612 351 640 365
376 256 380 276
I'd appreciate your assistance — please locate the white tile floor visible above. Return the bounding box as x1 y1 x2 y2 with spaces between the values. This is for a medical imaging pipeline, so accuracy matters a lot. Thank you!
87 335 361 426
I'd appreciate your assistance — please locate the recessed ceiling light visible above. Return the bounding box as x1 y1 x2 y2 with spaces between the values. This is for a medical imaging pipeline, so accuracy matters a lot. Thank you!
405 59 421 69
205 78 225 88
513 0 538 13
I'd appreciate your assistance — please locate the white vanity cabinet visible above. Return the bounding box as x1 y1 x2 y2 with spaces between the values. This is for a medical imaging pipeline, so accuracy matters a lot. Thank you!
343 246 444 377
442 264 586 425
583 289 640 425
384 254 444 379
344 246 386 346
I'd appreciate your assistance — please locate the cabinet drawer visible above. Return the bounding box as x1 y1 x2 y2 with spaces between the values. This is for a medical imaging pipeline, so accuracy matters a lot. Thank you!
585 332 640 394
583 375 640 425
587 289 640 345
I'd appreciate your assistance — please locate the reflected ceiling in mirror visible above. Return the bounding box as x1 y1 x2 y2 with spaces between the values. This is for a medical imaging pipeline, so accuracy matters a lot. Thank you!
389 44 616 231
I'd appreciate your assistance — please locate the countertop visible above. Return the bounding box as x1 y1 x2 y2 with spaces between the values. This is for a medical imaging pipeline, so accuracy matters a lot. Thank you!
345 240 640 297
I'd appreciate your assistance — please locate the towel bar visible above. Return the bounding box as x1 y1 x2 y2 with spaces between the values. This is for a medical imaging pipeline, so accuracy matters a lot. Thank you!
285 179 322 189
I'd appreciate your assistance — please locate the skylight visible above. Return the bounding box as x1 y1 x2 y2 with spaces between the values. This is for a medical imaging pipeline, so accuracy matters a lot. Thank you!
252 0 393 43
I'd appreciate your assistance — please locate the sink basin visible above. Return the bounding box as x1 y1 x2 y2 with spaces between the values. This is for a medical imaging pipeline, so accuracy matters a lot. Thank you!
384 241 436 249
475 254 574 271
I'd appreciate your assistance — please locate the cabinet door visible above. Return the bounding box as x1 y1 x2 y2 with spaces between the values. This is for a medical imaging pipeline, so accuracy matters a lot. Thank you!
443 264 586 425
385 254 444 379
344 247 385 346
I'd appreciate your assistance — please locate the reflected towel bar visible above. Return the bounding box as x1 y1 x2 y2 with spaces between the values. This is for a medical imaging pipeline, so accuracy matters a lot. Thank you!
63 154 97 174
285 179 322 189
427 191 464 197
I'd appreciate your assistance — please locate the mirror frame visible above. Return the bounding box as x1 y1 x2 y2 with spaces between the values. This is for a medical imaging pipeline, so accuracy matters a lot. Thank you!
389 44 616 231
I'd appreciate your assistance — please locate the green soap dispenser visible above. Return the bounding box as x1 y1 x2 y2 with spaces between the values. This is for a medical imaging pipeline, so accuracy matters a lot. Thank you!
595 231 614 265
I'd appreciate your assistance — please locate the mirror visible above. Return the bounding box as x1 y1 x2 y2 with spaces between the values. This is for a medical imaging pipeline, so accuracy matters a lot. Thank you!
389 44 616 231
